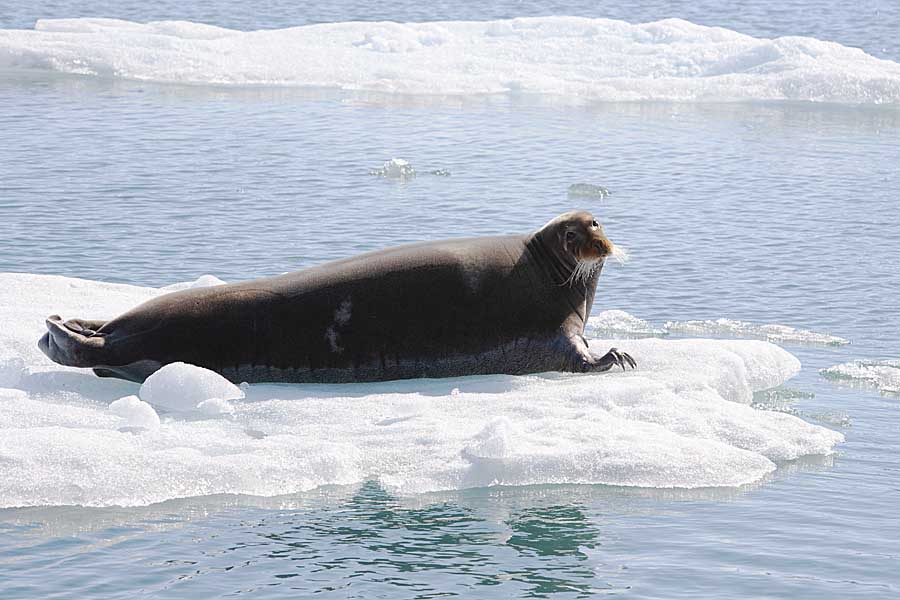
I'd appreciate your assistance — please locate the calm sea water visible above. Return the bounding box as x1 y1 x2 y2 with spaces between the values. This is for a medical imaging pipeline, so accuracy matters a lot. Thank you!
2 1 899 598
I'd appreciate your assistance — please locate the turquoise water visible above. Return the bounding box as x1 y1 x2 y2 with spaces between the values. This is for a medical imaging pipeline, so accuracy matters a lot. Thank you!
2 1 900 598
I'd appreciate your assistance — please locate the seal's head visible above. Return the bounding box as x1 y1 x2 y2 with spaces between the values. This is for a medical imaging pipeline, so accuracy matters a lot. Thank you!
536 211 623 285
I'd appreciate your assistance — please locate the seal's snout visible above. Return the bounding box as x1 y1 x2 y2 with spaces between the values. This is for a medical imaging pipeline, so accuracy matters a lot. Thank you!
591 237 613 259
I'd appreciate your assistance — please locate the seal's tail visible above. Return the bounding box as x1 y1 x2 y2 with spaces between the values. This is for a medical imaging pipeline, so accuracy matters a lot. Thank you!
38 315 109 368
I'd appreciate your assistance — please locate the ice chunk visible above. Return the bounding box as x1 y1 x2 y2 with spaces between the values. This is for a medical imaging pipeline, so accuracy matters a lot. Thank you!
665 318 850 346
369 158 415 180
109 395 161 430
820 360 900 395
139 362 244 411
586 310 667 339
806 412 853 428
751 387 815 413
568 183 610 198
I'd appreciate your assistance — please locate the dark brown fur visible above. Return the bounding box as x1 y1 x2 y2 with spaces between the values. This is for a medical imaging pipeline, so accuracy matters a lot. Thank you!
39 211 635 383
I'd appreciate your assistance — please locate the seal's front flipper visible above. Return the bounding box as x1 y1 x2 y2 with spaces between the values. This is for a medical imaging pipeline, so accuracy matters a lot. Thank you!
589 347 636 372
563 337 636 373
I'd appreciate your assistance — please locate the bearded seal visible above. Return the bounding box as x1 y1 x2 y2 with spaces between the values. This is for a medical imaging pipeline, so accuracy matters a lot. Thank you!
38 211 635 383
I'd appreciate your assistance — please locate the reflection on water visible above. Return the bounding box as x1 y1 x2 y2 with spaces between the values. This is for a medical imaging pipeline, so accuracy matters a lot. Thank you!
503 504 602 595
182 482 618 597
0 468 846 598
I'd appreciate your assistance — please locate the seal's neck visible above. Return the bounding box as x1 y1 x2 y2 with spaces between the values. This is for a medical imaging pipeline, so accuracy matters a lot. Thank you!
526 231 603 328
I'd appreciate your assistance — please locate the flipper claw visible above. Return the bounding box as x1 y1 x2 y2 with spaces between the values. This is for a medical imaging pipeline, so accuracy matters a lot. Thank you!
592 347 637 372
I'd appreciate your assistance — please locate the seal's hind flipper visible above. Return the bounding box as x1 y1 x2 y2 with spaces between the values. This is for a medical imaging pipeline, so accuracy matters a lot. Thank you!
92 367 119 378
40 315 107 368
62 318 108 337
93 360 163 383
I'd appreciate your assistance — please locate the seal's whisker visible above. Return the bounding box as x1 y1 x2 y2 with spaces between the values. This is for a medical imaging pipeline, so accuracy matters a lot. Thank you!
609 243 630 265
563 257 601 287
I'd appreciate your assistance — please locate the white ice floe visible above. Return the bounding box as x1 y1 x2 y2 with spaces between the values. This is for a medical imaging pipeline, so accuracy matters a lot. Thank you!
1 17 899 104
665 318 850 346
585 311 846 346
0 273 843 507
820 360 900 395
0 356 25 388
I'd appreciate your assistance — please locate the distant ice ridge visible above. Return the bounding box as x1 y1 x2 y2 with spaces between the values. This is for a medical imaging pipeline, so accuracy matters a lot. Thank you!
586 310 667 338
665 318 850 346
587 311 848 346
820 360 900 395
1 17 900 104
160 274 226 292
0 273 843 507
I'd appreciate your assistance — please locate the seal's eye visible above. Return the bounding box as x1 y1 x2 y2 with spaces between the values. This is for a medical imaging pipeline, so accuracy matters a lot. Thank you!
591 220 599 228
565 231 576 242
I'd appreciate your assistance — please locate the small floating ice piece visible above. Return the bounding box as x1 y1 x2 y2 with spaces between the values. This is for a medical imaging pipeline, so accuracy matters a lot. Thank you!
752 387 814 408
820 360 900 395
429 168 451 176
369 158 416 180
109 395 160 430
586 310 667 339
664 318 849 346
139 362 245 411
806 412 852 428
160 274 227 292
568 183 610 198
